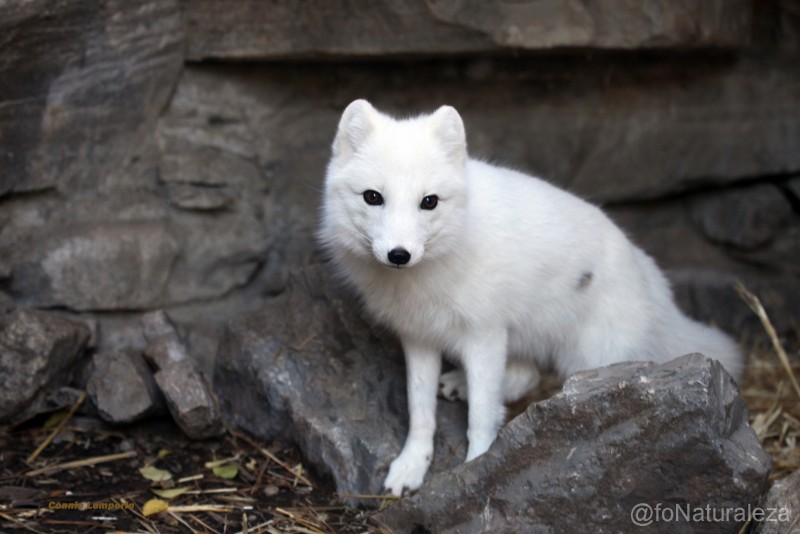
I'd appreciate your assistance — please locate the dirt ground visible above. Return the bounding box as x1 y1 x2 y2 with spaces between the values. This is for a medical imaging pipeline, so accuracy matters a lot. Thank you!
1 331 797 534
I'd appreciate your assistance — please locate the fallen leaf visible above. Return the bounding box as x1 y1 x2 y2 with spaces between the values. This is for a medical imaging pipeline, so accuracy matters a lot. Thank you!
151 487 190 499
212 465 238 479
139 465 173 482
157 449 171 459
142 498 169 516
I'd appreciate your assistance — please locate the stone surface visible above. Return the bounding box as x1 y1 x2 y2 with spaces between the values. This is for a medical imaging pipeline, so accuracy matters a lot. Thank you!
755 470 800 534
155 360 224 439
86 350 163 425
141 310 188 370
690 184 794 250
214 265 468 501
182 0 751 61
377 354 771 533
0 0 183 197
0 309 90 422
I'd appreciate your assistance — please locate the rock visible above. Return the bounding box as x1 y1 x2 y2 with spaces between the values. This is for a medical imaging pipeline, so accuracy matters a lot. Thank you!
141 310 181 343
155 360 224 439
182 0 751 61
141 310 188 370
427 0 751 50
0 0 183 197
86 350 163 424
755 470 800 534
0 309 90 422
376 354 771 533
144 337 189 371
0 292 13 314
214 264 468 500
690 184 794 250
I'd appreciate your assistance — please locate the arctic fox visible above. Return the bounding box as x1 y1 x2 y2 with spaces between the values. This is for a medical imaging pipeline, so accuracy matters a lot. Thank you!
319 100 744 497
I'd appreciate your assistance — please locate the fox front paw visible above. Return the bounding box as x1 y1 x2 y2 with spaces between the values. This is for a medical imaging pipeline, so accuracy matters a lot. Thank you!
383 448 432 497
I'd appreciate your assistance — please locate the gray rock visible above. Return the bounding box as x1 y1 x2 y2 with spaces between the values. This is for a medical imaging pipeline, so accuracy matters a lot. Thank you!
0 0 183 198
86 350 163 424
141 310 188 370
0 309 90 422
690 184 794 250
377 354 771 533
144 337 189 371
755 470 800 534
141 310 181 343
182 0 751 61
214 265 468 501
427 0 750 50
155 359 224 439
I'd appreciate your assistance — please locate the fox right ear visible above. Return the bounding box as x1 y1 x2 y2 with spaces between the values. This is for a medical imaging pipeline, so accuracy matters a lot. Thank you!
332 99 376 161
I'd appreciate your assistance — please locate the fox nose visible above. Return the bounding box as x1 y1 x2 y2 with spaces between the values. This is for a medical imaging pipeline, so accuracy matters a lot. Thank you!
387 248 411 266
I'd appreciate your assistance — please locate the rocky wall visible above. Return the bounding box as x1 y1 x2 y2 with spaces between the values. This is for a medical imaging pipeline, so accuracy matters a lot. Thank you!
1 0 798 371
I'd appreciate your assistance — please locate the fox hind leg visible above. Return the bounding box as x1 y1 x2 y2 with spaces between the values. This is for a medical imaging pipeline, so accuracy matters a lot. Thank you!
438 359 540 404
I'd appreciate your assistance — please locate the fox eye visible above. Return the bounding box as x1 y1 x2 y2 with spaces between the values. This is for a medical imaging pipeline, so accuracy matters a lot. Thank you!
363 190 384 206
420 195 439 210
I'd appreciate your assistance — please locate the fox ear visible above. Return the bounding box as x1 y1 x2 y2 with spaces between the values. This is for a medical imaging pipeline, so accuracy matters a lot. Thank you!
430 105 467 167
332 99 377 162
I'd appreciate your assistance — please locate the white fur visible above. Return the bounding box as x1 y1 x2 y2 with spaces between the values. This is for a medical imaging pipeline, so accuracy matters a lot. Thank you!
319 100 744 496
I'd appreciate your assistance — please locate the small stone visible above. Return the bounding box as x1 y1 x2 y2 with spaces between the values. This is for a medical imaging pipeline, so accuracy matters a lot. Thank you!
144 336 188 371
141 310 180 343
155 359 224 439
86 350 163 424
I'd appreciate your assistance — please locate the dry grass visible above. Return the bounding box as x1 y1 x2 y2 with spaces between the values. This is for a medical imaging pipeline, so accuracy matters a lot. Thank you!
736 281 800 481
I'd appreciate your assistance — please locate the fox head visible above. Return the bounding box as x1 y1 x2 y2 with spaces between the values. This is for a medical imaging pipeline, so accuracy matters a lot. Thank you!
321 100 469 269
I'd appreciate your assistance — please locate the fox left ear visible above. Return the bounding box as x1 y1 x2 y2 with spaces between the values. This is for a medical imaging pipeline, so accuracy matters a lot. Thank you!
430 106 467 167
332 99 377 163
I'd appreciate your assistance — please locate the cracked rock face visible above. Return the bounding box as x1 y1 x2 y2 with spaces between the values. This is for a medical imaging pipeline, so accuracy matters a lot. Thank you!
215 265 771 527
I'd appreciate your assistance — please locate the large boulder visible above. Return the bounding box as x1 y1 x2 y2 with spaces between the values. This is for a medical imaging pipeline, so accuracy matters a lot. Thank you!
0 309 90 422
214 265 468 500
377 354 772 533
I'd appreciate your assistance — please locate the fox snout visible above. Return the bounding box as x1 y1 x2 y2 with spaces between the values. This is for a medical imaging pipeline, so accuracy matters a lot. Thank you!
373 237 423 268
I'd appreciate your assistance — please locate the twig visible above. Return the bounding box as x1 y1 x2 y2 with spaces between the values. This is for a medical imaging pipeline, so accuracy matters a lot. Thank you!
0 511 48 534
735 280 800 399
229 429 313 486
25 450 137 477
27 391 87 463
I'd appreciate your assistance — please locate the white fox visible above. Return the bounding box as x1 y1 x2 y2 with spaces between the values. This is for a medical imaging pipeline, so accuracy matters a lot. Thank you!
319 100 744 497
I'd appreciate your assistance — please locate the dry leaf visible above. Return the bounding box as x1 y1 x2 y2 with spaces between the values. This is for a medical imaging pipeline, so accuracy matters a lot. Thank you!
140 465 173 482
142 498 169 516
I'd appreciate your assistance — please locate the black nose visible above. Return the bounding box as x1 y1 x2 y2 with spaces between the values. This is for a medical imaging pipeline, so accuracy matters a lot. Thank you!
387 248 411 266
